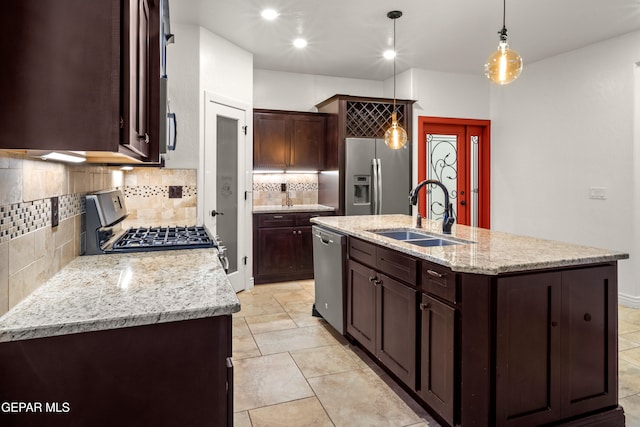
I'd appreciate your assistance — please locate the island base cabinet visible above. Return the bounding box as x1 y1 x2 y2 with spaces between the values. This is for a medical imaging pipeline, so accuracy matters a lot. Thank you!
346 259 417 388
377 272 417 388
560 266 618 419
0 316 233 427
346 259 377 354
418 293 456 426
496 265 619 427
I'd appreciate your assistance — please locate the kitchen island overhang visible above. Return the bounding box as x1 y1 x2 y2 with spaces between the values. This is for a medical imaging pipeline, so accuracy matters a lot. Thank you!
310 213 629 275
0 248 239 427
312 214 629 427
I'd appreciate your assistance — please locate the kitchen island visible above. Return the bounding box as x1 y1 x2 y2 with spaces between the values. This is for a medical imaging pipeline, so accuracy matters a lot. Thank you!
311 214 629 427
0 248 239 427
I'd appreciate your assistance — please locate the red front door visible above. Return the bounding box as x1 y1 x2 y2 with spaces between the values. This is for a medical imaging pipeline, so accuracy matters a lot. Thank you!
417 117 491 228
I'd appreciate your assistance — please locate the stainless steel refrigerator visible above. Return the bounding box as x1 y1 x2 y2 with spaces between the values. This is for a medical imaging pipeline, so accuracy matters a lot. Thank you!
345 137 411 215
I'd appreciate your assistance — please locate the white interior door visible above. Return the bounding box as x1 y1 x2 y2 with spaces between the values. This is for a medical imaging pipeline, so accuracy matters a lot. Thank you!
203 94 250 292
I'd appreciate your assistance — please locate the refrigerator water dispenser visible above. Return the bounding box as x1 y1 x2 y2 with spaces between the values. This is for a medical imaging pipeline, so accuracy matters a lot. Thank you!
353 175 370 205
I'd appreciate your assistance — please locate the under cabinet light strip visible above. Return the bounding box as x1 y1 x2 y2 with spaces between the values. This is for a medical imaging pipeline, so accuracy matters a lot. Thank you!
40 152 86 163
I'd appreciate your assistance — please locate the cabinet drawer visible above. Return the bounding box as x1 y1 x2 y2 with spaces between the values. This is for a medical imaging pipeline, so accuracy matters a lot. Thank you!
349 238 376 267
422 263 457 304
296 211 333 226
257 214 296 228
377 246 417 286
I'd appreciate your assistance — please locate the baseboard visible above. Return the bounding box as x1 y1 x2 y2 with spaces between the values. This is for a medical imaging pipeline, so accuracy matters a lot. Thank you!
618 292 640 308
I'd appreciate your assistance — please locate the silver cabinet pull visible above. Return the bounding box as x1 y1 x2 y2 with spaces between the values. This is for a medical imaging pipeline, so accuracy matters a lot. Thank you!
427 269 443 278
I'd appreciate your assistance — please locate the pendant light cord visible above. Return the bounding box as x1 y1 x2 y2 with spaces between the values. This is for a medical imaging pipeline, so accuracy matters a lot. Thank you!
502 0 506 29
393 15 397 112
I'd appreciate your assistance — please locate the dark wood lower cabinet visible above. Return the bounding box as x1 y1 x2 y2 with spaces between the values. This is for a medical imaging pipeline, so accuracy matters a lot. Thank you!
346 259 377 354
0 316 233 427
253 211 333 284
418 293 455 426
345 237 623 427
255 227 300 278
496 272 563 426
496 265 619 427
346 260 417 386
560 266 618 419
377 272 417 388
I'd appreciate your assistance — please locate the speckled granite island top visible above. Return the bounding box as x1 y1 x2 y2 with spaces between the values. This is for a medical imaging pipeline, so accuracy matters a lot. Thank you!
253 204 336 213
311 214 629 275
0 249 240 343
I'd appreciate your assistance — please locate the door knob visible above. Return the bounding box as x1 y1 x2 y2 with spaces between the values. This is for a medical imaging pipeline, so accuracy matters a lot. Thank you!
460 200 466 206
210 210 224 217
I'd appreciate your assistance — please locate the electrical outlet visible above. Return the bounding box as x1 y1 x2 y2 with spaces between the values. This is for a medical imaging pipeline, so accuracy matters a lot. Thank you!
589 187 606 200
168 186 183 199
51 196 59 227
280 183 287 192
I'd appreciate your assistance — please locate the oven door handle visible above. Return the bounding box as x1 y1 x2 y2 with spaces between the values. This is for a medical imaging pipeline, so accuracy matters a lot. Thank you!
220 255 230 272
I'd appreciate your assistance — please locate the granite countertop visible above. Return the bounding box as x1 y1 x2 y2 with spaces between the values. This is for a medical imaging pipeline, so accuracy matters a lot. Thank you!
0 249 240 343
253 204 336 214
311 214 629 275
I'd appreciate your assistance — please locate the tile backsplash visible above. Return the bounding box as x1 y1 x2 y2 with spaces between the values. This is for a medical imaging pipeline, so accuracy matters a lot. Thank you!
0 152 123 315
121 168 197 228
252 173 319 206
0 151 198 316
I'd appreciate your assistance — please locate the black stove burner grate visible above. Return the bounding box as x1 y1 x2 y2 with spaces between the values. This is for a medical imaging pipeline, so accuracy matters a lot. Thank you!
111 226 215 252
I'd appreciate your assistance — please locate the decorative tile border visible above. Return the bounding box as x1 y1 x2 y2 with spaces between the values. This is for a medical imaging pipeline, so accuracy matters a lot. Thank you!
122 185 197 198
253 182 318 192
0 184 199 244
0 193 87 243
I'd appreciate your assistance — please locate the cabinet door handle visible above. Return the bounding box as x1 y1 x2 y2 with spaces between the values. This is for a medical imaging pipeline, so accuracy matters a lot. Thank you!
551 321 559 327
273 215 283 219
420 302 431 310
584 313 592 322
427 269 443 278
138 132 150 144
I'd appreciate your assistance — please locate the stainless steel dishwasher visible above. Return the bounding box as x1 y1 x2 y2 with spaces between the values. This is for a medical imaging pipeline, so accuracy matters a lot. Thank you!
312 225 346 334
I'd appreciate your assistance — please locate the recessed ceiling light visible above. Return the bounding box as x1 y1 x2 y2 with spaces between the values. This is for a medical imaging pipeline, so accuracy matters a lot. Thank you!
293 38 307 49
383 49 396 60
261 9 279 20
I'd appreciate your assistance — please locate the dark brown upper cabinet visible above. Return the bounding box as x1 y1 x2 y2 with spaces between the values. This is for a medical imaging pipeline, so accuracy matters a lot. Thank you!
253 109 331 171
0 0 162 163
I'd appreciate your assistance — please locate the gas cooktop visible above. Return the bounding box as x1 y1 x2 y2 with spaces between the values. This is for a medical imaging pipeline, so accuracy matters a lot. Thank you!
111 226 215 252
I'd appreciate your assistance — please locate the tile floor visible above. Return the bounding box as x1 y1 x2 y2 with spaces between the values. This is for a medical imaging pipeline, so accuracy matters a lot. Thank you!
233 280 640 427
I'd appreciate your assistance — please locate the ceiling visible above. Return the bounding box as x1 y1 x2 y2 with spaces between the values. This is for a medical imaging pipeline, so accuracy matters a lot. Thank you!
170 0 640 81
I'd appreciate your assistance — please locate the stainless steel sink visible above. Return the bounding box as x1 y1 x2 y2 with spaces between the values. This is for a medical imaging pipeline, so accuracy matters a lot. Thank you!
370 229 473 247
374 230 430 241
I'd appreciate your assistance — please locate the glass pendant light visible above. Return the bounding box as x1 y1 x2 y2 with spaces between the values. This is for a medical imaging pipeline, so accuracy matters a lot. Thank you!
384 11 408 149
484 0 523 85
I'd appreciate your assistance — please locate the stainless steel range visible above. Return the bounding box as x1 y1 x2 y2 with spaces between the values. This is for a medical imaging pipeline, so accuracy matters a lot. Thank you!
82 190 228 270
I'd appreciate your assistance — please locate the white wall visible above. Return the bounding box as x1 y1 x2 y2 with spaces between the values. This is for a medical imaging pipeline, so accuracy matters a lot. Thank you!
401 68 491 120
490 30 640 302
164 25 253 169
254 69 384 111
199 28 253 106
